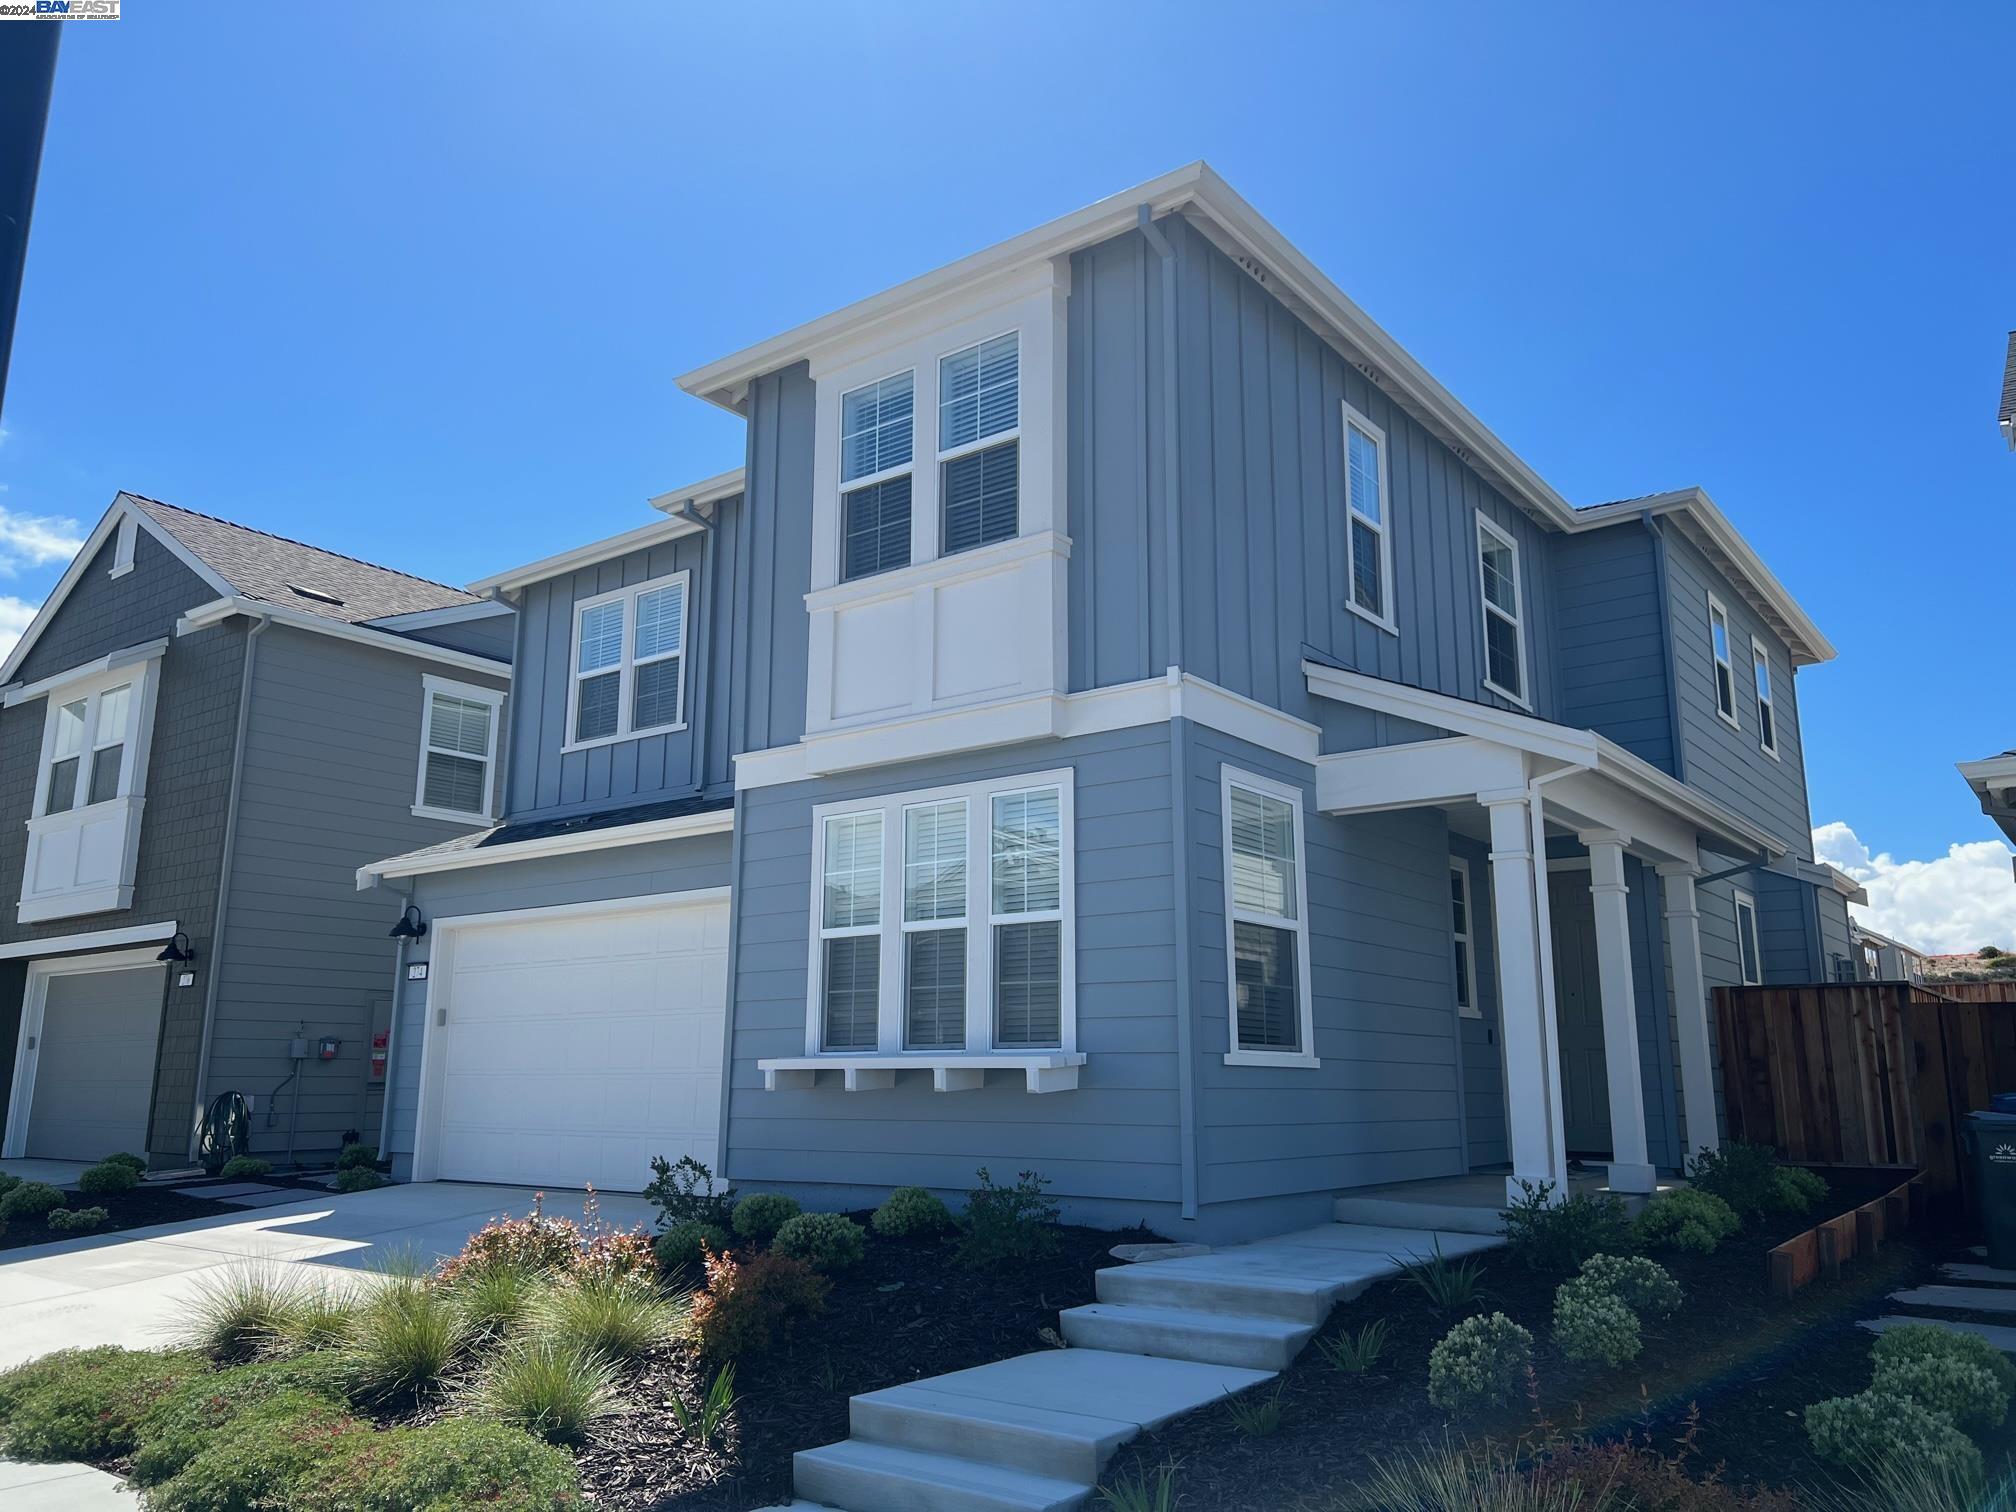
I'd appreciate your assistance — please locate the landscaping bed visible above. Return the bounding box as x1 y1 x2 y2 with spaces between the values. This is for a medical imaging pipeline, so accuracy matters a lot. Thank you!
0 1159 238 1252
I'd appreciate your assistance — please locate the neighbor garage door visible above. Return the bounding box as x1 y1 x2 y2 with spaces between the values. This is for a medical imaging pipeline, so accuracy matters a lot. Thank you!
423 896 729 1190
23 962 164 1161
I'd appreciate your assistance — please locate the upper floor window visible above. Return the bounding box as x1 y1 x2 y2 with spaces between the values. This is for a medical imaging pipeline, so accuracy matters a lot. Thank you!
414 675 503 823
1475 515 1527 706
939 332 1019 555
1733 887 1762 985
840 372 915 581
39 678 137 817
1223 768 1317 1066
1707 594 1738 727
1751 637 1779 759
567 571 689 750
1450 859 1480 1019
1342 403 1394 633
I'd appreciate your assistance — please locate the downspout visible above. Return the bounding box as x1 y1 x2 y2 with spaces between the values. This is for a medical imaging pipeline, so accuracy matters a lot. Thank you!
1642 510 1686 785
1139 203 1200 1221
667 497 719 796
187 611 270 1159
372 877 416 1160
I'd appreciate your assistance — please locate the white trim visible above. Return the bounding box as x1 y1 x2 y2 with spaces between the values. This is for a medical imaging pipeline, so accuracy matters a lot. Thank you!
356 806 733 888
1732 886 1763 986
1450 857 1481 1019
2 638 168 707
563 569 691 753
1474 512 1530 709
756 1052 1085 1094
364 601 513 632
468 516 703 599
1706 593 1740 730
109 516 137 579
1341 402 1397 636
2 947 167 1160
645 468 748 517
1220 766 1318 1066
1750 635 1780 760
407 887 731 1186
0 919 177 962
175 598 511 679
413 674 505 825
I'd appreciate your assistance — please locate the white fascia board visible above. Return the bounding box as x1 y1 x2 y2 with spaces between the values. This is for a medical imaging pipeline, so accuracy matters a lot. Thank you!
465 514 708 598
363 601 513 631
1314 736 1532 815
1793 858 1869 903
1958 754 2016 791
646 467 747 516
1 637 169 706
1592 736 1786 859
0 918 177 961
176 597 511 679
1301 659 1600 767
356 805 734 888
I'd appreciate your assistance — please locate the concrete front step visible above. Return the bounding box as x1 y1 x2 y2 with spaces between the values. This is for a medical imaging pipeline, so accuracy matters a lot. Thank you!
851 1383 1134 1484
1890 1285 2016 1315
793 1439 1091 1512
1058 1301 1315 1371
1094 1255 1358 1324
1331 1194 1506 1236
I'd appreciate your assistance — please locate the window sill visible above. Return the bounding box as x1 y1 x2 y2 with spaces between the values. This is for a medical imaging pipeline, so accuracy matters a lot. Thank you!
1715 708 1742 732
1344 599 1398 637
1758 745 1781 763
18 882 131 925
1222 1049 1322 1070
411 804 494 826
560 720 688 757
1482 680 1532 714
758 1052 1085 1094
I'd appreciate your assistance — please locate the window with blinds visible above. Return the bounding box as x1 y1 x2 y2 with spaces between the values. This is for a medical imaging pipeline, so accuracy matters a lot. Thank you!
567 572 689 747
821 812 883 1050
840 371 915 581
904 799 968 1049
414 676 503 821
1224 773 1313 1059
991 786 1062 1047
940 333 1019 555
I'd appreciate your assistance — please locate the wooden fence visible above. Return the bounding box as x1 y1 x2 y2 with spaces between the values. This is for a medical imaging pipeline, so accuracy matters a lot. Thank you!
1714 983 2016 1203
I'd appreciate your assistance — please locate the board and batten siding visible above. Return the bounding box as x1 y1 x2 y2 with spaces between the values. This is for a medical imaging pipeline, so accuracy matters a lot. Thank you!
385 831 735 1174
211 623 509 1161
1550 526 1676 772
723 725 1183 1211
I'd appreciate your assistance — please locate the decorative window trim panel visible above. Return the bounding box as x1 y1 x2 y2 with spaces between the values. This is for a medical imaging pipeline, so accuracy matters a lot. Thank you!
563 569 691 754
412 674 505 824
1341 401 1397 637
1220 766 1319 1068
1706 593 1740 730
1750 635 1780 761
1474 512 1530 710
803 262 1070 745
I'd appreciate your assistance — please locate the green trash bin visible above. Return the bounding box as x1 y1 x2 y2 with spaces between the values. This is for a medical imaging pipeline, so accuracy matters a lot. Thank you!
1963 1110 2016 1270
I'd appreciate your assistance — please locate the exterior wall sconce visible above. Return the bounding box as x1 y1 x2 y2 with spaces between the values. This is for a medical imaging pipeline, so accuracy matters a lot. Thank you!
157 932 195 964
388 905 427 941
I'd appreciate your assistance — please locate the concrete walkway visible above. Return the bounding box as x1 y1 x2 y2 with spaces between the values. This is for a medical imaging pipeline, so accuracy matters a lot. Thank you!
793 1221 1500 1511
1859 1251 2016 1357
0 1458 138 1510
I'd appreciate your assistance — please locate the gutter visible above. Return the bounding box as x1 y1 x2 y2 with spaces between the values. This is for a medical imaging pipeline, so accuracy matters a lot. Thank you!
177 597 511 680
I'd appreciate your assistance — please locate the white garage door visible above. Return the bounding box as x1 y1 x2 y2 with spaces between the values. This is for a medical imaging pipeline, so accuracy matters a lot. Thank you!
423 896 729 1191
22 963 163 1162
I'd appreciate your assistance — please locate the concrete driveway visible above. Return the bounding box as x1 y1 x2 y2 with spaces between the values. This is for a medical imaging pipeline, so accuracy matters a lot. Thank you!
0 1182 658 1371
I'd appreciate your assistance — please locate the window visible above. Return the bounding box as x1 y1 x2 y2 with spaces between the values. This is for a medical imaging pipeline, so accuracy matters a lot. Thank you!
1475 515 1527 705
1450 859 1480 1019
109 516 137 579
414 676 503 822
1751 637 1779 759
1342 403 1394 632
1707 595 1738 727
565 572 689 749
939 332 1019 555
806 770 1074 1058
1733 888 1762 985
37 677 140 818
840 371 914 580
1222 769 1317 1065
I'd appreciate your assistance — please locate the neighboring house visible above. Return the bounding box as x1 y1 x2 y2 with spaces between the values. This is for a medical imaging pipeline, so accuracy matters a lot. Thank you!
363 164 1848 1241
2001 331 2015 451
1959 750 2016 847
0 22 58 415
1850 921 1928 983
0 494 511 1168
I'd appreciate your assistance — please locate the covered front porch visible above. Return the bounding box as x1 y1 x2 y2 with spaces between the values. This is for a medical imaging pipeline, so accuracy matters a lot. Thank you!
1306 661 1789 1202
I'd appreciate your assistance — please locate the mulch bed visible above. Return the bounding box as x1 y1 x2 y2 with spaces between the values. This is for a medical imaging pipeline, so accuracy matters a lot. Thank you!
1097 1169 1964 1510
0 1184 238 1252
572 1213 1150 1510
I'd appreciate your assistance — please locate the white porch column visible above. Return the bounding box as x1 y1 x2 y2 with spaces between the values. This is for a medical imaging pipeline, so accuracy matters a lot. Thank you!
1657 862 1720 1161
1582 831 1656 1194
1484 792 1569 1203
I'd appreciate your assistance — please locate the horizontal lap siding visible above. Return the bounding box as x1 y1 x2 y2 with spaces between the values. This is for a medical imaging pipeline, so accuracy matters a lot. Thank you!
723 727 1182 1205
1450 832 1508 1168
1552 527 1675 772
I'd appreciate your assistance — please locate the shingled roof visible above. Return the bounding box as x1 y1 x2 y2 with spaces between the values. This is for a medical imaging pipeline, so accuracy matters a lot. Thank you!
127 493 481 625
2001 332 2016 450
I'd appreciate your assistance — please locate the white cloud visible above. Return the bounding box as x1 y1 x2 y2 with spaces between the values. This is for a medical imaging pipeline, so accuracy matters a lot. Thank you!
1813 820 2016 954
0 506 80 574
0 594 39 662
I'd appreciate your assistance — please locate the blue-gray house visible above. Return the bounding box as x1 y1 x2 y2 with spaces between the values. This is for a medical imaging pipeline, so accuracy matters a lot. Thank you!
363 164 1850 1241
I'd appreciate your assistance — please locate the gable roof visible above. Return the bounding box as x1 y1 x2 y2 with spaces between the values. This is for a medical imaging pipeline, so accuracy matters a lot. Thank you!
2001 331 2016 450
677 161 1834 667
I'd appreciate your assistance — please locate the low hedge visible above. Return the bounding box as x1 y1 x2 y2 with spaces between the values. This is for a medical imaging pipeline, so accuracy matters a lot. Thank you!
0 1347 206 1460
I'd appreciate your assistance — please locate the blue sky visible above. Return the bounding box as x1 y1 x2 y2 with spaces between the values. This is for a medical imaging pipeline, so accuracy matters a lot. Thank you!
2 4 2011 941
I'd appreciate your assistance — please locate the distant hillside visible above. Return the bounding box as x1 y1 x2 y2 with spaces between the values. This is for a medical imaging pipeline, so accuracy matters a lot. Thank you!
1925 949 2016 984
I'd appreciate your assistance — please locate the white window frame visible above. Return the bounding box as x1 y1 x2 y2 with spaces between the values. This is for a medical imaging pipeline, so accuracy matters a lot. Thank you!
1750 635 1779 760
1474 513 1530 710
1707 594 1740 729
562 569 690 753
899 796 969 1050
837 366 917 583
935 327 1021 555
31 662 154 819
803 768 1076 1059
1733 887 1762 986
1450 857 1481 1019
109 515 137 579
1341 401 1397 636
412 674 504 824
1221 766 1319 1068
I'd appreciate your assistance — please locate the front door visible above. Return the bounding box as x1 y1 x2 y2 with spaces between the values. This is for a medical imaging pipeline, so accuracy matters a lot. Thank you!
1548 870 1611 1157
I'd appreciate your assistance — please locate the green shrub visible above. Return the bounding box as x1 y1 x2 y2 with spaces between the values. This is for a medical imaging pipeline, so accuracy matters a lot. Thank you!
1775 1165 1829 1215
1872 1321 2016 1400
655 1220 729 1273
957 1167 1061 1269
689 1248 829 1360
0 1181 65 1222
337 1143 379 1171
451 1260 542 1342
1498 1181 1631 1272
874 1185 953 1238
1426 1312 1533 1412
456 1338 621 1444
1871 1350 2010 1432
0 1347 205 1460
267 1281 365 1357
334 1166 389 1193
0 1171 18 1199
535 1272 681 1362
645 1153 736 1229
102 1151 148 1175
340 1276 466 1400
149 1391 368 1512
1575 1253 1682 1317
1552 1278 1641 1366
1632 1188 1741 1254
772 1210 867 1271
46 1206 108 1233
1403 1240 1488 1315
731 1192 802 1244
295 1416 583 1510
1806 1389 1983 1481
438 1195 589 1284
77 1160 139 1195
1313 1317 1390 1374
1686 1140 1819 1223
131 1355 349 1485
218 1156 272 1180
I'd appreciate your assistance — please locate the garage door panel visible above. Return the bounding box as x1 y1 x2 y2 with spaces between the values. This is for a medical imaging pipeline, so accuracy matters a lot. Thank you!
428 901 728 1191
23 964 164 1162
